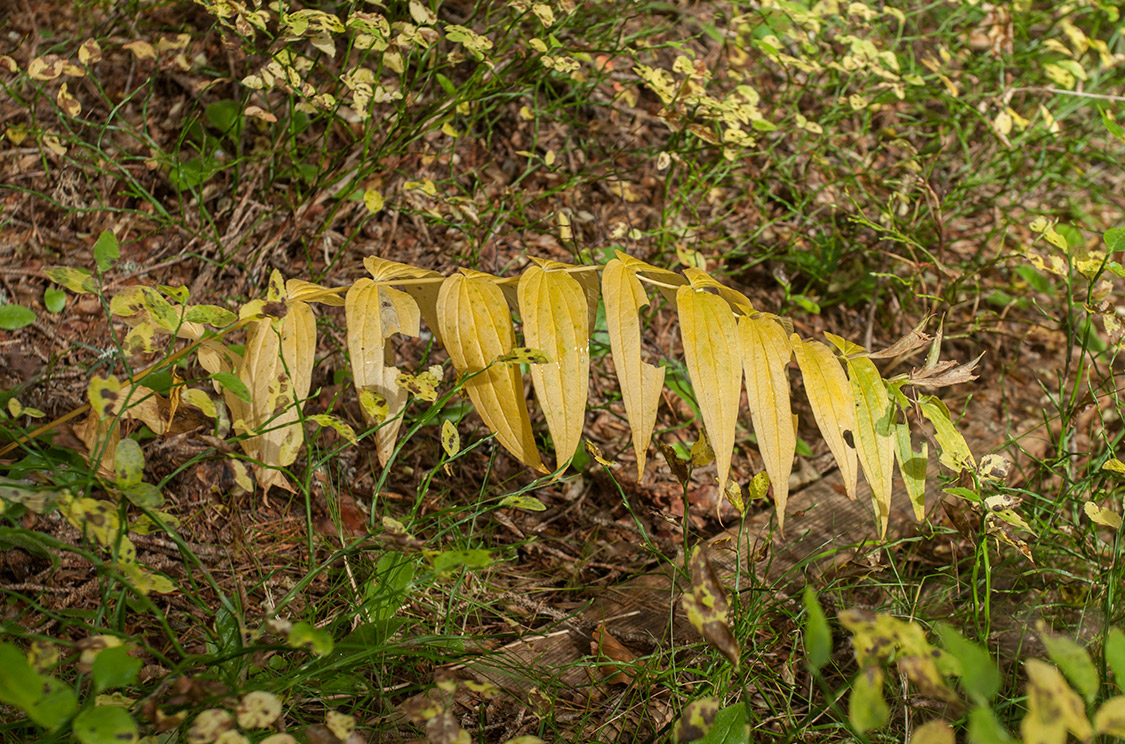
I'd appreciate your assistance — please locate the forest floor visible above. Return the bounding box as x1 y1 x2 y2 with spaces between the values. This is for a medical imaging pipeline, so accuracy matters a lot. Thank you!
1 1 1124 743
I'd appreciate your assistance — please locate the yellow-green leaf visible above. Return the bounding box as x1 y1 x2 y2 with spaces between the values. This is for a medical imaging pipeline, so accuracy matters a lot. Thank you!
894 422 927 521
441 419 460 457
45 266 97 294
791 336 858 500
847 357 895 538
437 270 544 472
678 269 742 512
1022 659 1092 743
602 256 665 479
518 260 590 470
739 315 795 532
1084 501 1122 528
1094 696 1125 737
918 396 975 472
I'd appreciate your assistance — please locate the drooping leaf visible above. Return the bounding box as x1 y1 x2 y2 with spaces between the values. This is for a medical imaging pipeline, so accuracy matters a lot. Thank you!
1021 658 1092 743
681 547 740 667
238 298 317 493
739 315 795 531
919 396 975 472
602 255 666 479
518 259 590 470
802 587 832 672
846 356 895 537
678 269 742 513
791 336 858 500
364 256 444 344
437 270 544 472
894 421 928 520
345 277 420 465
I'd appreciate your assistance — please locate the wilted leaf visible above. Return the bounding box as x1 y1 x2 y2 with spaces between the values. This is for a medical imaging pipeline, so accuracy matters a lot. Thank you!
866 323 932 359
519 262 589 469
681 547 739 667
678 269 742 514
791 336 858 500
592 623 636 684
437 270 544 472
739 315 795 531
602 255 666 479
673 697 719 743
1022 658 1091 743
237 691 283 729
909 353 983 388
847 356 895 537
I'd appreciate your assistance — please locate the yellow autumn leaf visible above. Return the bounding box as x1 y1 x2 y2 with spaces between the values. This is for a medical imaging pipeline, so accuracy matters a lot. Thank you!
437 270 544 473
739 315 795 532
239 300 316 493
1022 659 1092 743
518 259 590 470
791 335 858 500
678 269 742 513
602 256 665 479
345 277 420 466
364 256 444 344
847 356 895 538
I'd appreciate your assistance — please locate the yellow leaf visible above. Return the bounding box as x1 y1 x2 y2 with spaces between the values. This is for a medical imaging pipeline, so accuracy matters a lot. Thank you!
678 271 742 513
123 40 157 60
739 315 795 532
363 256 444 344
1084 501 1122 529
239 300 317 493
847 357 895 538
364 189 384 213
518 260 590 470
1094 696 1125 737
441 420 460 457
286 278 345 306
791 336 858 500
437 270 544 472
1022 659 1092 743
602 257 665 478
345 277 420 466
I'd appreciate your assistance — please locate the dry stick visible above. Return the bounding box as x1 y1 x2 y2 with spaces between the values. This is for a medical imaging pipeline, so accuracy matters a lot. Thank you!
0 317 253 458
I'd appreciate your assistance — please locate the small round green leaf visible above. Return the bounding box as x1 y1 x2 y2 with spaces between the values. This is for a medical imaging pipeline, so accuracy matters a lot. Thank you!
44 287 66 313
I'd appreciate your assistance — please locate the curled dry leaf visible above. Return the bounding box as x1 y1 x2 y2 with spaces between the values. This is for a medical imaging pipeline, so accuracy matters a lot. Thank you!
739 315 795 532
791 336 858 500
909 352 983 388
678 269 742 515
518 258 590 470
437 270 544 473
602 254 665 479
591 623 637 685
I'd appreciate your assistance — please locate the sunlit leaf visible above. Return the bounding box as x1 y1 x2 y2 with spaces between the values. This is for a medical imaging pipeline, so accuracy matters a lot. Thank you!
847 356 895 537
791 336 858 500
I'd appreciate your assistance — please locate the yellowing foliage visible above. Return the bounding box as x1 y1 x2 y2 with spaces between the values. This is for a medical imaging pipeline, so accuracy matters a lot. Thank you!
104 252 970 530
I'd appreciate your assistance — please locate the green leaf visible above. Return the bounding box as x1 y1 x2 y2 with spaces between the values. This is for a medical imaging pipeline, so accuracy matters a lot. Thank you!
802 587 832 672
27 676 78 731
0 304 36 330
0 642 44 713
205 99 243 138
1107 627 1125 691
122 482 164 509
44 287 67 313
366 553 416 624
967 706 1017 744
113 439 145 489
1105 227 1125 254
1102 109 1125 144
431 548 494 575
1039 627 1099 702
937 623 999 704
184 304 237 327
498 494 546 511
45 266 97 294
92 646 141 693
212 371 252 403
287 621 334 657
73 705 138 744
697 703 749 743
92 230 119 275
849 666 889 732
